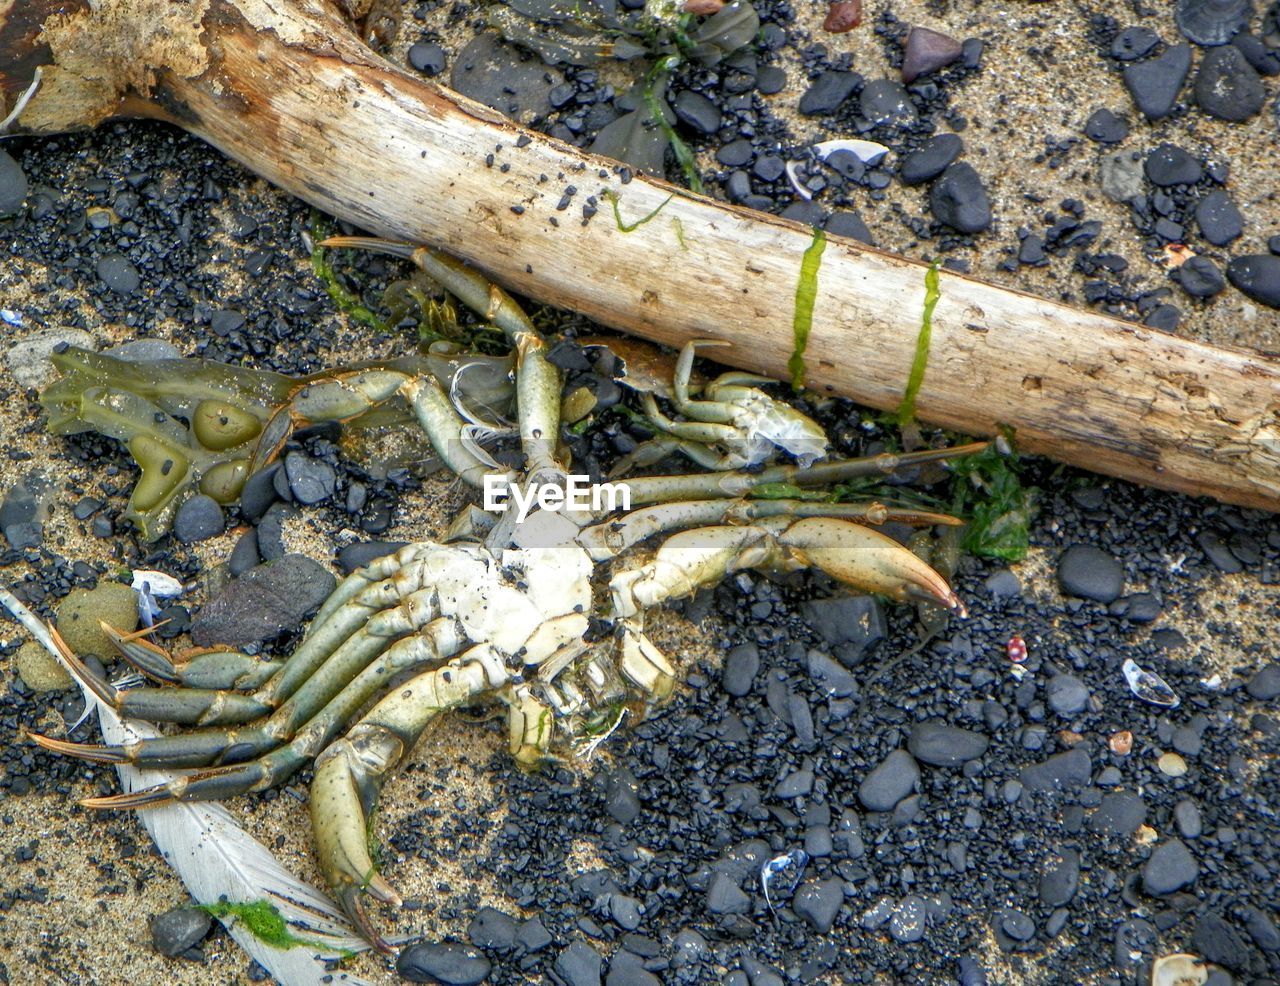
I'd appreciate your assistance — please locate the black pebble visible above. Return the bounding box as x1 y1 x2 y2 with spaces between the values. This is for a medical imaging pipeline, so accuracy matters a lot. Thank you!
1058 544 1124 602
1083 108 1128 144
554 940 603 986
756 65 787 95
1018 234 1047 266
1124 43 1191 119
793 877 844 933
1194 44 1265 120
467 906 519 950
1145 143 1202 186
396 941 492 985
860 79 916 127
149 906 212 958
1144 303 1182 330
1142 839 1199 894
228 528 261 576
799 71 859 115
1247 663 1280 699
858 749 919 811
716 139 754 168
929 162 992 234
96 253 141 295
1232 33 1280 75
900 133 963 185
173 494 225 543
907 721 989 766
336 540 407 575
1226 254 1280 308
408 41 446 77
240 464 281 523
721 643 759 696
209 309 246 337
284 451 336 505
1194 189 1244 244
672 91 721 135
825 209 873 244
1111 25 1161 61
0 149 28 216
1176 255 1226 298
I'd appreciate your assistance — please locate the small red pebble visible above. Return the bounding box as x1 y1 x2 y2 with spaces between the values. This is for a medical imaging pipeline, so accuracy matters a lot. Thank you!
1006 635 1028 663
683 0 724 14
823 0 862 34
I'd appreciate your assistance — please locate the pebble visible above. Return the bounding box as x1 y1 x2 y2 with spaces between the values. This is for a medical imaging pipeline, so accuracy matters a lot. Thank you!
149 906 212 958
706 872 751 914
1111 26 1161 61
984 569 1022 597
1057 544 1124 602
467 906 518 950
906 721 989 766
284 451 336 505
806 649 858 697
1194 189 1244 244
609 895 642 931
1124 43 1192 119
672 91 721 135
1100 150 1145 202
1020 748 1092 793
1083 108 1128 143
799 71 859 115
1240 905 1280 952
1194 44 1265 120
859 749 919 811
1176 256 1226 298
1143 839 1199 894
1226 254 1280 308
56 582 139 658
336 540 407 575
603 767 641 824
899 133 963 185
190 554 336 647
721 642 759 696
396 941 492 985
1193 912 1254 971
824 209 873 243
859 79 915 127
227 528 261 576
554 940 603 986
1174 798 1204 838
450 33 562 122
792 876 844 933
929 162 992 234
1038 848 1080 906
5 327 96 391
1176 0 1253 46
606 956 660 986
1047 675 1090 716
408 41 446 77
901 27 963 84
1198 530 1241 572
1246 663 1280 699
823 0 862 34
802 595 885 664
173 494 226 543
96 253 141 295
1110 592 1161 622
239 464 281 523
0 148 28 215
515 917 552 952
1233 32 1280 75
1088 791 1147 836
1145 144 1203 186
998 909 1036 943
889 895 927 943
1158 751 1189 776
15 639 72 692
1145 304 1182 331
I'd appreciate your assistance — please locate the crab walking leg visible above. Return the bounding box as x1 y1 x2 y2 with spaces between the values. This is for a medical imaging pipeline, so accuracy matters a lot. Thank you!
610 519 962 618
79 619 468 807
310 644 505 949
622 442 991 504
576 499 961 562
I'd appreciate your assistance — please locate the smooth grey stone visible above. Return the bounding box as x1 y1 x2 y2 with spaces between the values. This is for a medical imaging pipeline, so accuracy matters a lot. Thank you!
792 876 844 933
149 906 212 958
907 722 989 766
397 941 492 985
859 749 920 811
1142 839 1199 894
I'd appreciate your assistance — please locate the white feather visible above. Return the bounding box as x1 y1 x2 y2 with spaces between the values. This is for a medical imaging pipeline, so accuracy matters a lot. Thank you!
1 587 375 986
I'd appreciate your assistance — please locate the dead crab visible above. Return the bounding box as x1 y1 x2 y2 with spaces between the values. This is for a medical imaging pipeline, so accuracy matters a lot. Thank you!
33 238 979 950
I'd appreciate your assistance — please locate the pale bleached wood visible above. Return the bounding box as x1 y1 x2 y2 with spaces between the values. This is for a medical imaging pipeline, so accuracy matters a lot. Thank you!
4 0 1279 509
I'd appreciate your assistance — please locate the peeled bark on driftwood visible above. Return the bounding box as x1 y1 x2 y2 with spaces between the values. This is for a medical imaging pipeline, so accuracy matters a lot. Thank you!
3 0 1279 509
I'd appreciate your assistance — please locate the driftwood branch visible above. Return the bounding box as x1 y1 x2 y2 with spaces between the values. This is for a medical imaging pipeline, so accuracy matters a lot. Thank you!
4 0 1279 509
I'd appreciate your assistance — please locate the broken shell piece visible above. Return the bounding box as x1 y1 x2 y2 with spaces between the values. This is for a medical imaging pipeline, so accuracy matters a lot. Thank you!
785 138 891 200
1123 658 1180 708
1150 952 1207 986
760 848 808 908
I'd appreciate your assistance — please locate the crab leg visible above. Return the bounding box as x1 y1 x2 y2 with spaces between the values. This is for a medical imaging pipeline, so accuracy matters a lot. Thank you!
310 644 506 950
107 628 283 689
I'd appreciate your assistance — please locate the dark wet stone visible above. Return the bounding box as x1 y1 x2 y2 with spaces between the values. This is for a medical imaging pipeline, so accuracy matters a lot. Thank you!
756 65 787 95
1174 798 1204 837
716 139 754 168
0 149 28 216
1240 904 1280 952
336 540 407 575
191 554 337 647
256 502 291 562
1247 663 1280 699
721 642 759 696
554 941 602 986
776 769 814 798
1176 0 1253 46
799 71 859 115
450 33 562 122
397 941 492 984
96 253 141 295
985 569 1022 597
706 872 752 915
228 528 260 576
284 451 336 505
1110 592 1161 622
998 909 1036 942
1114 918 1159 969
1194 913 1254 970
1039 848 1080 906
900 133 963 185
907 722 989 766
1195 44 1266 119
929 162 992 233
859 749 919 811
408 41 446 77
150 906 212 958
606 954 659 986
468 906 519 950
211 306 244 336
1145 144 1203 186
516 917 552 952
1089 791 1147 836
888 895 927 943
901 26 963 83
1198 529 1244 571
1142 839 1199 894
1111 25 1161 61
1 482 42 549
825 209 873 244
1233 32 1280 74
603 767 641 824
779 200 827 225
1058 544 1124 602
673 91 721 134
1195 189 1244 244
806 649 858 697
793 876 843 933
1020 748 1091 792
860 79 916 127
1018 235 1047 266
1083 108 1128 143
1176 256 1226 298
173 494 225 543
1226 254 1280 308
1047 675 1090 715
1124 43 1192 118
1145 303 1182 330
802 595 885 665
240 464 281 523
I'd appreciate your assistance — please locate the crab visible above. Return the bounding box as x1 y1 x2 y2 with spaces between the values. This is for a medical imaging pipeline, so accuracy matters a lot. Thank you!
32 238 981 950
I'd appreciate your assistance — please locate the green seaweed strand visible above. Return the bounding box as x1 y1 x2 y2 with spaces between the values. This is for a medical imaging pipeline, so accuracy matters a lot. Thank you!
309 213 390 334
200 899 355 959
897 260 941 427
788 227 826 391
645 57 704 194
604 190 674 232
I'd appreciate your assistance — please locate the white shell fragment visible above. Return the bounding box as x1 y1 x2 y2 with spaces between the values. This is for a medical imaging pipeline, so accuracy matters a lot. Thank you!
1150 952 1207 986
1123 658 1180 708
786 138 891 199
760 848 808 908
132 569 187 627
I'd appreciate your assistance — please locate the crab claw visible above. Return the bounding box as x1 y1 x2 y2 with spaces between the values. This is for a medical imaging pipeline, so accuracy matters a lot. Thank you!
775 517 965 614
